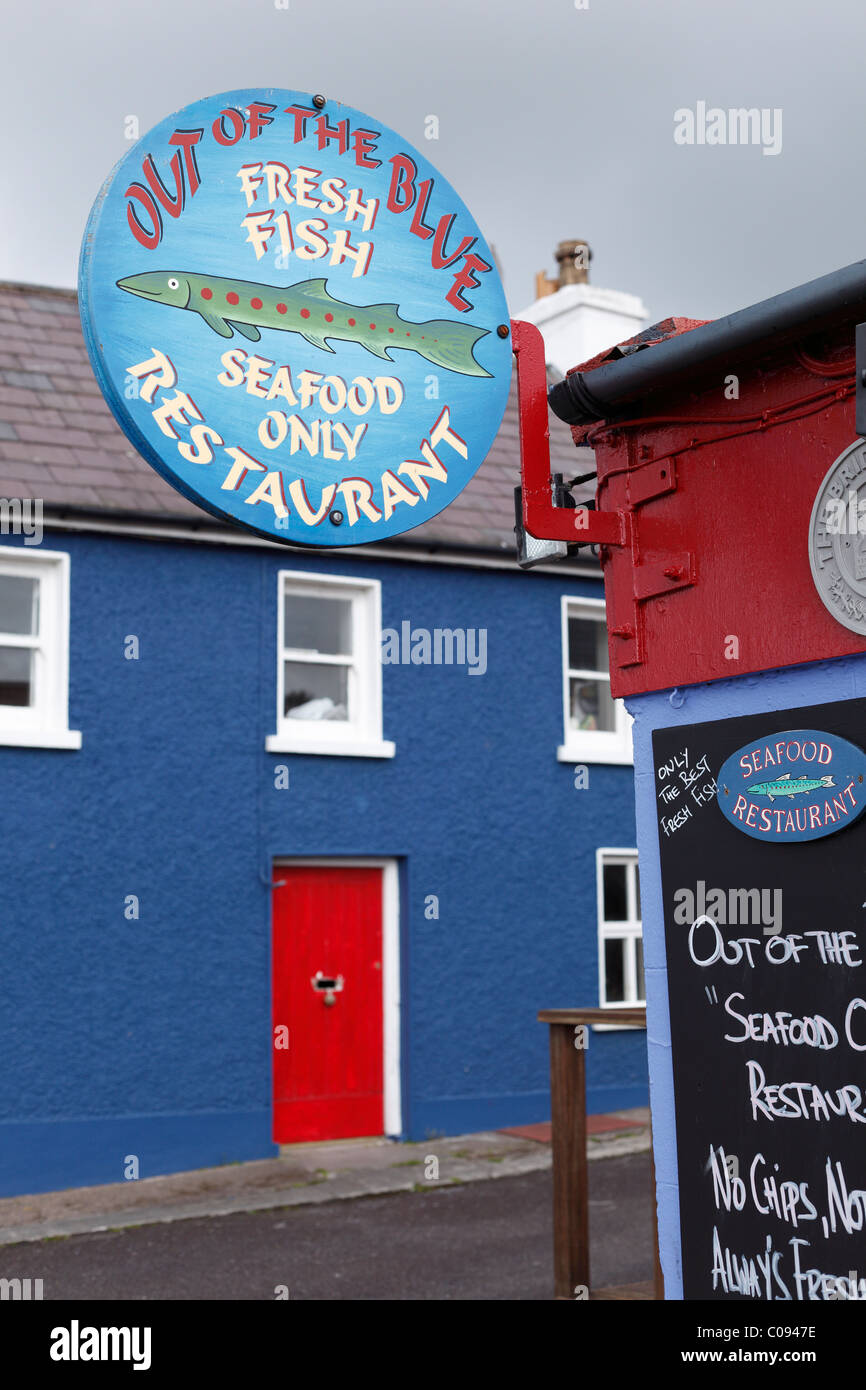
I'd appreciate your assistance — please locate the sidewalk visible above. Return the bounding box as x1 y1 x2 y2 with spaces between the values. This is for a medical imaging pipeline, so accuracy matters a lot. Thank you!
0 1108 650 1247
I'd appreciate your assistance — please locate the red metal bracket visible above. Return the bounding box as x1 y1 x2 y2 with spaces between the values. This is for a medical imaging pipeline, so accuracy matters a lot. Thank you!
633 555 696 602
512 319 629 547
513 321 697 669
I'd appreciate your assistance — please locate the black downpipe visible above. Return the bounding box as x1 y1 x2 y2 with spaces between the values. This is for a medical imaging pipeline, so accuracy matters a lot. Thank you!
548 258 866 426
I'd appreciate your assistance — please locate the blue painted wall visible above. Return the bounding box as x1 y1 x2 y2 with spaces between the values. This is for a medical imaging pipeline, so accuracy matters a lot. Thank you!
0 528 645 1195
626 655 866 1300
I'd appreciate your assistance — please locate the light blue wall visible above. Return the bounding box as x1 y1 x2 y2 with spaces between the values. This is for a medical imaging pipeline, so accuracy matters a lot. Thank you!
0 528 645 1194
626 654 866 1299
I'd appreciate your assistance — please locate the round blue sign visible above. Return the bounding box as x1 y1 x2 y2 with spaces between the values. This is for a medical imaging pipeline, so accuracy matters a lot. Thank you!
79 90 512 546
717 728 866 842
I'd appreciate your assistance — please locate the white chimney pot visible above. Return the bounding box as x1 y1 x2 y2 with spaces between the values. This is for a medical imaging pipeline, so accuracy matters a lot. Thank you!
516 261 648 377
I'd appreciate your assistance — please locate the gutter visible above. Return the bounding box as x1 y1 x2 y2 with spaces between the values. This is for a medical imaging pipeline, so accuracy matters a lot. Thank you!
36 507 601 577
548 257 866 426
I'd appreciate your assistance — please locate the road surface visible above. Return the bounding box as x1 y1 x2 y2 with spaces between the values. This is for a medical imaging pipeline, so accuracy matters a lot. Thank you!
0 1153 653 1300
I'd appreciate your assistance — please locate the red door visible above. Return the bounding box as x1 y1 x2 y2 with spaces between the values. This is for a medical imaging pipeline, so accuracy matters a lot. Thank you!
271 865 384 1142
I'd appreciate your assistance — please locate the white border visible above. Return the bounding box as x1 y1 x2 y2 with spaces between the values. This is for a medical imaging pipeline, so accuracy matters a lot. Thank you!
272 857 401 1136
266 569 395 759
594 845 643 1030
557 594 633 765
0 546 82 750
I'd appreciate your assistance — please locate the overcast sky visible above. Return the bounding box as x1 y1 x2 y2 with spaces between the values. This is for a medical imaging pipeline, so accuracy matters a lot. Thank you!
4 0 866 328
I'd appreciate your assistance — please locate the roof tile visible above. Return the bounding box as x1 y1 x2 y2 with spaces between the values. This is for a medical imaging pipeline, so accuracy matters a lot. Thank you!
0 385 46 406
15 424 97 449
0 459 65 484
13 293 78 316
0 405 66 426
2 443 90 467
2 371 54 391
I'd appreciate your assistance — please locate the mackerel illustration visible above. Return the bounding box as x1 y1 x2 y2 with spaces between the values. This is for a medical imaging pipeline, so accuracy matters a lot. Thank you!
746 773 835 802
116 271 492 377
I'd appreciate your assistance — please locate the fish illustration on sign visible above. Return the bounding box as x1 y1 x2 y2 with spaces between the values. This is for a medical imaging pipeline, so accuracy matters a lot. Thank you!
745 773 835 801
116 271 492 378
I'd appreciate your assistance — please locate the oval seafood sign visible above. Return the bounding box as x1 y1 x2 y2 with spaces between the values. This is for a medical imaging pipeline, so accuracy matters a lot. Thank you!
717 729 866 842
78 89 512 546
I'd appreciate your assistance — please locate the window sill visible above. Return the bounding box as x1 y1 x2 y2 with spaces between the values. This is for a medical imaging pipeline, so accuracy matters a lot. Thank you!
592 1021 645 1031
266 734 396 759
0 727 82 750
592 1006 646 1031
557 743 633 767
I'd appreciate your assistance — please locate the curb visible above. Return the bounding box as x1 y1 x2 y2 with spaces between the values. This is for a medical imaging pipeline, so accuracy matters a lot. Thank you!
0 1128 650 1248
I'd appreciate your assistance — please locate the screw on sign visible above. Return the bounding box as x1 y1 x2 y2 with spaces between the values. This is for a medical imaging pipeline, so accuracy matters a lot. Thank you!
79 91 512 548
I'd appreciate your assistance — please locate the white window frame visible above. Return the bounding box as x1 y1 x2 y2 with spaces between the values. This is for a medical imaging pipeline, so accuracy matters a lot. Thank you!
0 547 81 750
557 595 632 765
265 570 394 759
595 848 644 1026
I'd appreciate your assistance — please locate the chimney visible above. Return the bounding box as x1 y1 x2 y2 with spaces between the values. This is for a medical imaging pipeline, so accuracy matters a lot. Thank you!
533 240 592 300
555 239 591 286
518 240 647 376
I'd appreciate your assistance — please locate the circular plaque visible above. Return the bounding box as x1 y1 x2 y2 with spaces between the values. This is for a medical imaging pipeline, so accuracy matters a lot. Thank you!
808 438 866 635
79 90 512 547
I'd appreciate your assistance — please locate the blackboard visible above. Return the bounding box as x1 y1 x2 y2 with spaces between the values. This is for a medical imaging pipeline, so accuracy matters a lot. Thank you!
653 697 866 1301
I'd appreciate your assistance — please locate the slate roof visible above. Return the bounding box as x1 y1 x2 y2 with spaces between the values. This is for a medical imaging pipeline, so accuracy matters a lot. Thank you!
0 281 595 557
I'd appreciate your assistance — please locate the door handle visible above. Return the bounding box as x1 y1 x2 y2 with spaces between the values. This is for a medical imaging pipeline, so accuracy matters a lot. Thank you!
311 972 344 1006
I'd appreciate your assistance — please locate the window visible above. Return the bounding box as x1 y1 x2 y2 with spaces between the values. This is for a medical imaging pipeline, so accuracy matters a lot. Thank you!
266 572 394 758
597 850 644 1009
0 548 81 749
558 596 632 764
